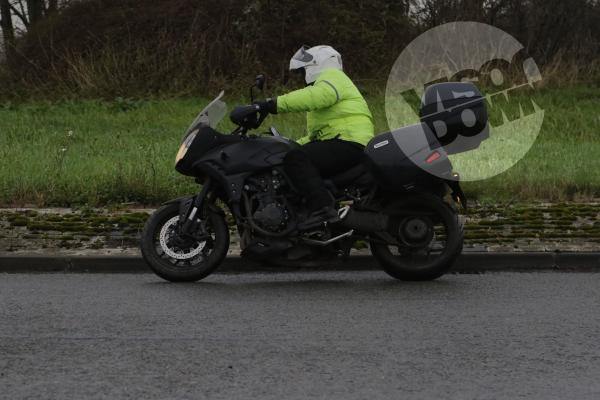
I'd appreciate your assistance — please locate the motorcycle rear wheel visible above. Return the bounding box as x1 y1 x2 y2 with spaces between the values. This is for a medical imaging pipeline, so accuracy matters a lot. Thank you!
140 202 229 282
370 195 463 281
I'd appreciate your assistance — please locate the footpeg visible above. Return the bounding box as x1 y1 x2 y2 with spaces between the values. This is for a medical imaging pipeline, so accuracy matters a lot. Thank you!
302 230 354 246
338 205 351 219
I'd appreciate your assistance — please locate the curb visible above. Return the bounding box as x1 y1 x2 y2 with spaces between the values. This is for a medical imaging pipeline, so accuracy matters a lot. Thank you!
0 252 599 273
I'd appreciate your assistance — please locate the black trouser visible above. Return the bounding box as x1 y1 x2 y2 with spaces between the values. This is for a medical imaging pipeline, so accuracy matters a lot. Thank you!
283 139 365 211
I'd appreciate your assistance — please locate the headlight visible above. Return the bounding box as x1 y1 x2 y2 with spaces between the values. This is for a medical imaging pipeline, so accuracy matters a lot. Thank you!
175 129 198 164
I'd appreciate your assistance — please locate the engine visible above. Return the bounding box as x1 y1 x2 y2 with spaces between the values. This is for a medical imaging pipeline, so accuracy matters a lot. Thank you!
244 170 293 234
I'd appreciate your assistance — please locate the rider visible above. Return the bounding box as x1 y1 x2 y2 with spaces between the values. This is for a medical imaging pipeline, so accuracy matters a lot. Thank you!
255 45 375 224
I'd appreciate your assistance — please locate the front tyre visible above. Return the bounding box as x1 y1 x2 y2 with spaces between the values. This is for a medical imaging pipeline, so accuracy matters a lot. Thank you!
141 202 229 282
370 195 463 281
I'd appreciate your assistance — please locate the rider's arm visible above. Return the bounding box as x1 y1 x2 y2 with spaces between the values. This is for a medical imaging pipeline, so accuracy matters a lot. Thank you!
276 80 339 144
276 80 339 113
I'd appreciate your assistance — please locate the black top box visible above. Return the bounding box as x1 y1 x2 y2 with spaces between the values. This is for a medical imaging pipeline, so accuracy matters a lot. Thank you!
419 82 489 155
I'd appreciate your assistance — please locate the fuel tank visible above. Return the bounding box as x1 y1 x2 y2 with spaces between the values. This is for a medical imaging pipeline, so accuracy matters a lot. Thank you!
197 135 298 175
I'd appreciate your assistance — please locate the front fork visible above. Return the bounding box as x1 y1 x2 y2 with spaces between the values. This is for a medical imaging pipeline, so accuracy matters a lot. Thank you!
179 179 213 239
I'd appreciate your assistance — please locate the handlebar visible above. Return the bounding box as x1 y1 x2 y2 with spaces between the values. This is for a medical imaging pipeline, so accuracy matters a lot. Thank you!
229 104 269 134
230 73 270 135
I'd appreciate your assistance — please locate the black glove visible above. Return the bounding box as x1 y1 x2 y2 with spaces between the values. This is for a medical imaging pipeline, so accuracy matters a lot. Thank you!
253 97 278 114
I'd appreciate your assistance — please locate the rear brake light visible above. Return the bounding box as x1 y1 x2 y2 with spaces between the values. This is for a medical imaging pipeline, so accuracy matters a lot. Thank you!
426 151 441 163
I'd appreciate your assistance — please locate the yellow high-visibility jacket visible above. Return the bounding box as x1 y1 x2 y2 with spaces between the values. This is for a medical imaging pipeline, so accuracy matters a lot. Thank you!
277 68 375 146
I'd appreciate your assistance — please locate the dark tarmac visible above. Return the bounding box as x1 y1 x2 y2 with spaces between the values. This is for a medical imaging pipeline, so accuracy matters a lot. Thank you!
1 272 599 399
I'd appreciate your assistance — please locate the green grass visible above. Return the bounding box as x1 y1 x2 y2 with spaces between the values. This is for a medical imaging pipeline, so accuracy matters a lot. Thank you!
0 85 599 206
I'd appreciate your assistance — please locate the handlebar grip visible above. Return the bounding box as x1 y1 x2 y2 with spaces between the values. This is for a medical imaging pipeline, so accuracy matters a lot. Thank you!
230 104 269 130
230 104 258 125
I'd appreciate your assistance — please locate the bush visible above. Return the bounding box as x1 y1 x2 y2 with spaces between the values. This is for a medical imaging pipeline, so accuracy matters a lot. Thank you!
3 0 413 98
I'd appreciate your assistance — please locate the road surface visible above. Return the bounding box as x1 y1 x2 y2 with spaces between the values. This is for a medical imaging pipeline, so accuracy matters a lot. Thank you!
1 271 599 399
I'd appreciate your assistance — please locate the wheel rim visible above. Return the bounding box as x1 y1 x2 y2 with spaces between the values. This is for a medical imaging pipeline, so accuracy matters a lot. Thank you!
159 216 206 259
153 214 214 267
399 216 434 248
386 212 452 269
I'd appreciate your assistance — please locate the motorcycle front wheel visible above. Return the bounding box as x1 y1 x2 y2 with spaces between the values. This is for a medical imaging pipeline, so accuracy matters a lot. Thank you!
140 202 229 282
370 195 463 281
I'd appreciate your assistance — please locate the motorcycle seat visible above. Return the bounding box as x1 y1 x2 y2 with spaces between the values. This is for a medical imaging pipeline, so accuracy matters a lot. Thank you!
326 162 373 189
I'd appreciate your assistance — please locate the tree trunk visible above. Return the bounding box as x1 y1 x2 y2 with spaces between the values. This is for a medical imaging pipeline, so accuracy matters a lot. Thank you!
0 0 16 62
399 0 411 17
47 0 58 13
26 0 44 23
462 0 485 21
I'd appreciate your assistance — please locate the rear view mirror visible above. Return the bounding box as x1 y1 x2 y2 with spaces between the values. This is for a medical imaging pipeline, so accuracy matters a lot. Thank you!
250 74 266 102
255 74 265 91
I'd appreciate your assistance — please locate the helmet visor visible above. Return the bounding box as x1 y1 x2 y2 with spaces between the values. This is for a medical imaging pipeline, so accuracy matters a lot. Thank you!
291 45 313 63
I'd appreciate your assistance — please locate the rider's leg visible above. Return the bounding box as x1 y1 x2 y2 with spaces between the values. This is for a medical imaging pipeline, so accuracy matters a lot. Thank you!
283 148 332 212
283 139 364 215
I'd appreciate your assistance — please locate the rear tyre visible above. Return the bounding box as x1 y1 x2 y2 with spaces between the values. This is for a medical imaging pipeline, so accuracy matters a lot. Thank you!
140 202 229 282
370 195 463 281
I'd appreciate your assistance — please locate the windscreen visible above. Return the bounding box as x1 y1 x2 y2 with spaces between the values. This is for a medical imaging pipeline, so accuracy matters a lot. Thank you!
186 91 227 133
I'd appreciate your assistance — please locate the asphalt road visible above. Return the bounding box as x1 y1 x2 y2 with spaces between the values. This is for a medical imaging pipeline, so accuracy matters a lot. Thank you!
1 272 600 400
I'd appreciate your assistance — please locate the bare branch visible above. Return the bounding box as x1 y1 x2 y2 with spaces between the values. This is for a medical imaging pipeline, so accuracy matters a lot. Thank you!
8 0 28 26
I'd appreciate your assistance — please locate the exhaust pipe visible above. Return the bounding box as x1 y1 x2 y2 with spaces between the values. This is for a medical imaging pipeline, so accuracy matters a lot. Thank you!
338 208 389 233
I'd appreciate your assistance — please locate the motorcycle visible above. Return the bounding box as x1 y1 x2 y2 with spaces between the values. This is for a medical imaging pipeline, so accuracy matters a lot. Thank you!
141 75 489 282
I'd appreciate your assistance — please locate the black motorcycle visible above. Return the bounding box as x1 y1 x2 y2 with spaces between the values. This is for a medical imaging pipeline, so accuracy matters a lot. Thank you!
141 75 489 282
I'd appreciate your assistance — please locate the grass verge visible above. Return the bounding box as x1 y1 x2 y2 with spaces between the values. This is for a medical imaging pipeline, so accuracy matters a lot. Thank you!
0 85 598 206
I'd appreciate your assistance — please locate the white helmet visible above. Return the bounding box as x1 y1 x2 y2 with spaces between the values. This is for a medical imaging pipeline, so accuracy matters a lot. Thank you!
289 45 343 84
